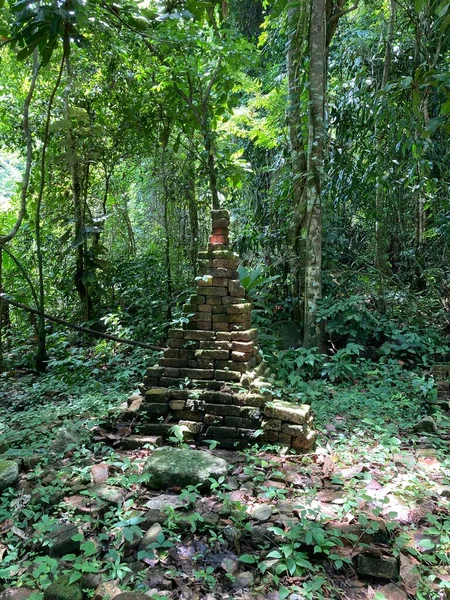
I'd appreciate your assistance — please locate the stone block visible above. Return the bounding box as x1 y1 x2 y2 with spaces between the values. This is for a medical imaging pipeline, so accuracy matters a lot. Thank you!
182 303 196 313
190 379 223 390
231 329 258 341
168 328 184 339
205 296 223 306
199 340 231 350
215 360 248 373
213 259 238 270
164 367 180 378
196 349 230 360
232 341 254 353
195 322 213 331
159 358 187 368
197 359 214 369
229 280 245 297
211 226 229 236
190 294 206 304
265 401 310 425
180 368 214 380
212 322 230 331
215 370 241 382
227 303 252 314
205 414 223 425
146 365 164 377
171 410 205 422
160 377 184 387
183 330 215 341
164 348 180 358
169 399 186 410
179 421 204 434
167 338 183 348
357 554 399 580
224 417 261 429
145 388 169 402
206 426 237 439
263 419 282 431
197 275 213 287
212 305 227 314
279 433 292 444
180 349 196 360
229 313 251 324
143 376 160 388
212 278 229 287
212 313 230 323
169 390 191 399
203 286 228 297
212 218 230 229
199 391 234 404
187 360 199 368
264 430 280 442
231 351 252 362
206 404 242 416
282 423 305 436
222 296 242 305
233 393 266 407
198 304 213 313
291 430 317 452
141 403 169 417
216 332 232 340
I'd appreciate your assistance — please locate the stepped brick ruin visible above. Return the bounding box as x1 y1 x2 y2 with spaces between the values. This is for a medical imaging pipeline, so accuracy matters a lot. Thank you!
431 364 450 410
121 210 316 451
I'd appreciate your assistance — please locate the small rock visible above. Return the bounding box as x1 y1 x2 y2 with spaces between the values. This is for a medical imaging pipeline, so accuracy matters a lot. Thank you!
52 427 83 453
412 416 437 434
46 523 81 558
357 554 399 580
240 481 255 494
146 494 188 511
231 571 254 590
44 575 83 600
139 523 163 550
111 594 151 600
373 583 407 600
0 460 19 491
249 504 273 522
143 446 229 490
93 582 122 600
89 484 124 504
399 553 420 596
0 589 34 600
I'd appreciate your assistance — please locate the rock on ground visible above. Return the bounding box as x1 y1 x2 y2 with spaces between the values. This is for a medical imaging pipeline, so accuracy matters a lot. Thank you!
143 446 228 490
0 460 19 491
43 575 83 600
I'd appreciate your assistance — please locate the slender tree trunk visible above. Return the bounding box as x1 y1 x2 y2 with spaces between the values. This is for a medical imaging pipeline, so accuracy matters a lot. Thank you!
161 130 173 321
287 0 308 326
375 0 396 279
202 122 220 210
34 53 66 372
303 0 326 350
187 174 199 276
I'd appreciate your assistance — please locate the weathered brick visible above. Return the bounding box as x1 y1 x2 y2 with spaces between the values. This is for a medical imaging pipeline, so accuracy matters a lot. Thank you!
143 376 160 388
160 377 183 387
196 349 230 360
212 305 227 314
265 401 310 425
229 280 245 297
164 367 180 378
199 391 234 404
212 322 230 331
145 387 169 402
279 433 292 445
195 322 213 331
263 430 280 442
212 313 229 323
159 358 187 368
263 419 282 431
215 360 248 373
205 296 223 306
229 313 251 324
212 259 238 270
222 296 242 305
212 278 229 287
164 348 180 358
216 332 232 341
215 370 241 382
206 426 237 439
146 366 164 377
180 368 214 380
180 349 196 360
212 218 230 229
169 399 186 410
205 414 223 425
187 360 199 368
183 330 215 341
231 329 258 341
197 359 214 369
168 328 184 339
233 393 266 408
198 304 213 313
197 275 213 287
199 340 231 350
224 417 261 428
182 303 196 314
190 294 206 305
227 303 252 314
203 286 228 297
179 420 204 434
232 341 254 353
167 338 184 348
231 351 253 362
141 403 169 416
190 379 223 390
171 410 205 422
230 323 251 332
205 404 242 416
281 423 306 436
169 390 191 400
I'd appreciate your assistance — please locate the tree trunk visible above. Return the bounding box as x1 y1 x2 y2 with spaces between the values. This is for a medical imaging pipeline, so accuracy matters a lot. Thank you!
287 0 308 326
187 173 199 276
303 0 326 350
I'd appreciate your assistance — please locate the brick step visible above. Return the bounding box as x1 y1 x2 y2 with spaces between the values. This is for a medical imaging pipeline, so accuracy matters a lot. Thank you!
119 435 164 450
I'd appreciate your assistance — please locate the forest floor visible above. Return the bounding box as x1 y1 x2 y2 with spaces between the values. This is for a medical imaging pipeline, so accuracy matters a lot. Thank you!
0 346 450 600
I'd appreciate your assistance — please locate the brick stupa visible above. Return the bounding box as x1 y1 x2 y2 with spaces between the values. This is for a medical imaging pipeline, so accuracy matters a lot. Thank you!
123 210 316 451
